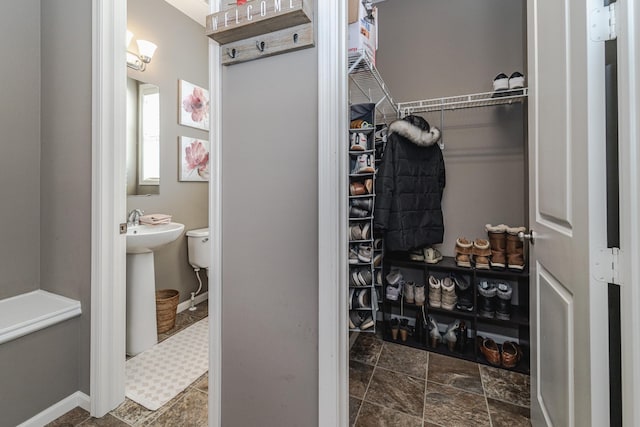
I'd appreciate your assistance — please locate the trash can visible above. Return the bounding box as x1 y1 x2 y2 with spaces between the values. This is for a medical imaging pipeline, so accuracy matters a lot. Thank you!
156 289 179 333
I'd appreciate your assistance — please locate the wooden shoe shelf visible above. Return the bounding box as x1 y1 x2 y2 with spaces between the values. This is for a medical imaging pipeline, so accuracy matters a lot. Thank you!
381 252 530 374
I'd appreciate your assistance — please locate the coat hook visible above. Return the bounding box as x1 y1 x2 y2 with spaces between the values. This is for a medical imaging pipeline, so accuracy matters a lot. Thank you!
227 48 237 59
256 41 265 52
293 33 299 43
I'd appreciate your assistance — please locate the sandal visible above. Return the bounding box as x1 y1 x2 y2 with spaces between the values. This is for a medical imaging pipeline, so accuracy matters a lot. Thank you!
455 237 473 268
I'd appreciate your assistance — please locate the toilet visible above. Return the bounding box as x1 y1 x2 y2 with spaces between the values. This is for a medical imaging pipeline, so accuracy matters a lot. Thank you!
186 228 210 311
186 228 210 271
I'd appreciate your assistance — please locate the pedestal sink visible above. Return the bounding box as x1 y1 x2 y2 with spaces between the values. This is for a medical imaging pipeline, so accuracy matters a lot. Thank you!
126 222 184 355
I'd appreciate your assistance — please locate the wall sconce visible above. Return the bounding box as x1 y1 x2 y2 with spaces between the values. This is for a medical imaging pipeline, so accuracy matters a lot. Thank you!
127 30 157 72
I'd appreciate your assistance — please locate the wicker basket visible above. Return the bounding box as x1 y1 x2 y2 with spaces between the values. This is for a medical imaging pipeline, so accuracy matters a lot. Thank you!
156 289 179 334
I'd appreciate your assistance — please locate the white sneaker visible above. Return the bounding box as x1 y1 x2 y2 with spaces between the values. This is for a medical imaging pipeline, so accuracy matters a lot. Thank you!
350 132 368 151
508 72 525 89
423 247 443 264
352 154 375 174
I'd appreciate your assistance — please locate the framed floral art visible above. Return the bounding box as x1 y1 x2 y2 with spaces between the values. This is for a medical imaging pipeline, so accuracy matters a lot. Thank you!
179 137 210 182
179 80 210 130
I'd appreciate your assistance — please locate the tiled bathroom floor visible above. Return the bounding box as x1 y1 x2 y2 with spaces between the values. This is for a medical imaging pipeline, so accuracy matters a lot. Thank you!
47 301 209 427
49 309 529 427
349 333 531 427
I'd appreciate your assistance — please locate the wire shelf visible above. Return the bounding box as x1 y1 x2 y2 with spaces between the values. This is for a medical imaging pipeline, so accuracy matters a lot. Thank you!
348 50 398 124
397 88 528 116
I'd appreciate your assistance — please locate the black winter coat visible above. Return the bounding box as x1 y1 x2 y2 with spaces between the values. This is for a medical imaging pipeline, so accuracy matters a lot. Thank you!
374 118 446 251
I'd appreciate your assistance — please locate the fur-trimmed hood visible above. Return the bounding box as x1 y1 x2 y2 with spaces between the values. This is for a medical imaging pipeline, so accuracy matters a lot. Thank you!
389 118 441 147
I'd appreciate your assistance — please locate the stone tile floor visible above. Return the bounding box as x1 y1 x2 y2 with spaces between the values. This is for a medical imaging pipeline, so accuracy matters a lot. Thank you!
47 301 209 427
50 307 529 427
349 333 531 427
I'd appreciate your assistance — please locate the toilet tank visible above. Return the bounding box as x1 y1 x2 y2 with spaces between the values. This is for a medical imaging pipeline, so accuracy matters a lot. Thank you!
186 228 210 269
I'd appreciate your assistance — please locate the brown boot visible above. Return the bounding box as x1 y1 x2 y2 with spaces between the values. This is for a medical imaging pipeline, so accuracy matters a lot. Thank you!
486 224 507 270
506 226 526 271
472 239 491 269
454 238 473 268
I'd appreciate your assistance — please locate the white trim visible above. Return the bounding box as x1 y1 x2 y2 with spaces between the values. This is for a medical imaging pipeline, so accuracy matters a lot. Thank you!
317 1 349 426
208 1 222 426
177 291 209 313
91 0 127 417
618 0 640 425
17 391 91 427
0 290 81 345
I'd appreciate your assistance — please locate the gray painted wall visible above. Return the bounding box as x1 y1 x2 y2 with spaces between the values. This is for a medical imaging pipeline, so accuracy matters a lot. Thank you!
0 1 92 423
376 0 526 255
221 49 319 425
0 0 41 299
128 0 209 302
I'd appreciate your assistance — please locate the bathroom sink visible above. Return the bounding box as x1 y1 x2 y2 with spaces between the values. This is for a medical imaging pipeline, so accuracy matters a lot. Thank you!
126 222 185 254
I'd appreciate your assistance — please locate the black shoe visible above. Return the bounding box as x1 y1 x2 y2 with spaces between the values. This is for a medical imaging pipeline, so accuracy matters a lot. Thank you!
478 280 497 318
453 274 473 311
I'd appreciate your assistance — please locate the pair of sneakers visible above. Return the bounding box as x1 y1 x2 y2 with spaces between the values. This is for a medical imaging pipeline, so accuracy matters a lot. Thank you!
349 244 372 264
349 222 371 242
350 198 373 218
351 154 375 175
349 288 371 310
349 311 374 330
349 178 373 196
408 247 443 264
493 72 525 92
349 268 372 287
350 132 369 151
428 276 457 310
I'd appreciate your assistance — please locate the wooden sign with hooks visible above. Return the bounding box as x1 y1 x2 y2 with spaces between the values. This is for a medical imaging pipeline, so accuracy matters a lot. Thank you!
206 0 315 66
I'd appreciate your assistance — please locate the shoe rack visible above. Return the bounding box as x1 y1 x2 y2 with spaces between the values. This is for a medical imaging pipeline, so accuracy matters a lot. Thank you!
348 103 386 333
381 254 530 374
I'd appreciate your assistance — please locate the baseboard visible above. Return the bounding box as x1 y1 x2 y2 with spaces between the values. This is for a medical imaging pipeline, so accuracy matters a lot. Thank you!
17 391 90 427
177 291 209 314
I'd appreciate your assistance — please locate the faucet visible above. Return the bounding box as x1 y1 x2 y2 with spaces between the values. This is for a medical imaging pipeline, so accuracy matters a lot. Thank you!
127 209 145 227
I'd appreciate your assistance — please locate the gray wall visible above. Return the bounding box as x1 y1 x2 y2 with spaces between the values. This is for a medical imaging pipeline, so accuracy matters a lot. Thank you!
221 49 319 425
0 0 41 300
128 0 209 302
376 0 526 255
0 1 92 424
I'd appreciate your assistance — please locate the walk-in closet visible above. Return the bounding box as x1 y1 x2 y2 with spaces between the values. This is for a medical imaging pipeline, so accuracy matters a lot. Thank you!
347 1 532 425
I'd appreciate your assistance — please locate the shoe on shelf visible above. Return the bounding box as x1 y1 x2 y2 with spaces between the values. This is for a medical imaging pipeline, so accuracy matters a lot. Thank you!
351 198 373 211
357 244 372 263
478 280 497 318
349 246 360 264
501 341 522 368
493 73 509 91
444 320 460 352
453 274 474 311
386 283 401 301
358 269 373 287
350 224 363 241
350 182 366 196
481 338 501 366
496 282 513 320
358 289 371 309
349 311 363 329
506 226 526 271
349 288 355 310
404 281 416 304
375 270 382 286
350 132 368 151
350 119 371 129
373 253 382 267
373 238 383 250
390 317 400 340
428 276 441 308
423 247 443 264
440 277 458 311
360 314 375 330
409 249 425 261
486 224 507 270
349 206 369 218
352 154 376 174
364 178 374 194
360 223 371 240
428 315 442 348
455 238 473 268
508 72 525 90
386 269 404 285
456 321 468 353
414 282 426 306
399 319 410 342
472 239 491 270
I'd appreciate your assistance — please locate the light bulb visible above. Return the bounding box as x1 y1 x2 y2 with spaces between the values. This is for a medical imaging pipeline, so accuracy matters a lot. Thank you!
136 40 157 62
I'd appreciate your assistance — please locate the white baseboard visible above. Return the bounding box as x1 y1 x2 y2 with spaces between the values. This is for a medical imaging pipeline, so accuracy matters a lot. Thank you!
177 291 209 314
18 391 90 427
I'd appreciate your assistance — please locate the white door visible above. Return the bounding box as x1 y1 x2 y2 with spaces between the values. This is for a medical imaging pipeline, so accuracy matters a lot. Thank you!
527 0 610 426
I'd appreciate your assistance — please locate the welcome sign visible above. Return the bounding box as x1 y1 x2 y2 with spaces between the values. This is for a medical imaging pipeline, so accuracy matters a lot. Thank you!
206 0 313 45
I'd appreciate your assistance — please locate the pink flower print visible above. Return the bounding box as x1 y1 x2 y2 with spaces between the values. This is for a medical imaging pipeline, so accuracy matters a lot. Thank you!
185 140 210 179
183 87 209 123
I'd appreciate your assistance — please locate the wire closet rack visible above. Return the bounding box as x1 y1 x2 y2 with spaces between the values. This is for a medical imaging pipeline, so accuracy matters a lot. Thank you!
397 88 529 116
348 50 398 124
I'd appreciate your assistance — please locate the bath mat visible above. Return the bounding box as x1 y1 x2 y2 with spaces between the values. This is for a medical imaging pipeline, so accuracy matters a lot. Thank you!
125 318 209 410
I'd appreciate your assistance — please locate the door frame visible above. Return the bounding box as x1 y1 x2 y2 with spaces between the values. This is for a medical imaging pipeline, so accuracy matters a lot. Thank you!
89 0 223 423
618 0 640 425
